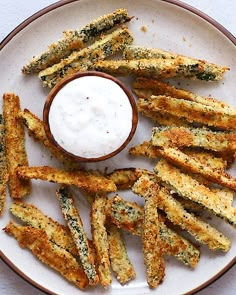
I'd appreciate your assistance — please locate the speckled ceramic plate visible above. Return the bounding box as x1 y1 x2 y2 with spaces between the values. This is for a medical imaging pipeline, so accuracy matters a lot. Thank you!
0 1 235 294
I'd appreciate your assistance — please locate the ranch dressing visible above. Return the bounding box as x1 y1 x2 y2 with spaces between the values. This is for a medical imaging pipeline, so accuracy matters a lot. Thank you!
49 75 133 158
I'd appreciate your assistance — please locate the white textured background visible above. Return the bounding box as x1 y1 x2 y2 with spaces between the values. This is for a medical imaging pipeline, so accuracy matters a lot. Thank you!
0 1 235 294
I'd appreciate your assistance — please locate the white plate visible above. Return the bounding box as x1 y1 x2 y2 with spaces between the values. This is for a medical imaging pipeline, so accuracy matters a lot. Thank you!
0 0 236 294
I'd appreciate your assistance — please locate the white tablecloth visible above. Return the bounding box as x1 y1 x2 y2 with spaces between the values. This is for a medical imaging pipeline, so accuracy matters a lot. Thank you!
0 1 235 294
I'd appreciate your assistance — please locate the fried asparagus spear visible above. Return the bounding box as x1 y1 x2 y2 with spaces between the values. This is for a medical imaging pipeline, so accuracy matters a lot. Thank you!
106 195 200 268
4 221 89 289
22 9 132 74
91 194 112 287
39 26 133 88
132 175 231 252
138 96 236 130
56 186 99 285
2 93 31 198
0 114 8 215
106 223 136 284
155 159 236 226
10 202 78 255
16 165 116 193
123 45 229 81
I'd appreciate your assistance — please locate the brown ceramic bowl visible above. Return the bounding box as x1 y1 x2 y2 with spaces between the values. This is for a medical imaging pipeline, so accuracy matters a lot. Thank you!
43 71 138 162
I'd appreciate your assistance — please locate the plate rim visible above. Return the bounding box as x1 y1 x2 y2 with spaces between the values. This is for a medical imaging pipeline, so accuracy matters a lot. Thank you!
0 0 236 294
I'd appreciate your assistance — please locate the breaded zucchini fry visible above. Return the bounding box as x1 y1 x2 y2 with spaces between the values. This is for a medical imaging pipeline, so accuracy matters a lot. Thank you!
156 147 236 191
106 223 136 284
4 221 89 289
19 109 79 168
142 193 165 288
95 55 229 81
91 194 112 287
175 187 232 215
39 27 133 88
22 9 132 74
211 187 234 202
10 202 77 255
155 159 236 226
95 57 219 81
129 141 224 186
140 96 236 130
16 165 116 193
184 149 227 170
132 175 231 252
123 45 229 81
3 93 31 198
141 195 165 288
106 195 144 235
214 150 236 168
173 195 203 215
129 141 162 159
145 111 189 127
151 126 236 152
106 195 200 267
137 106 191 127
0 114 8 215
174 187 233 215
56 186 99 285
129 140 226 169
133 77 234 110
106 168 152 190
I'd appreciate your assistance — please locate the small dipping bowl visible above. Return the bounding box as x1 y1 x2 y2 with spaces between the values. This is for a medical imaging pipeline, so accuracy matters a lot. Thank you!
43 71 138 162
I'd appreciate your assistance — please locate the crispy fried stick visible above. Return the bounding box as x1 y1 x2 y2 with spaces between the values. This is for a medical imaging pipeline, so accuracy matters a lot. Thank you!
0 114 8 215
16 165 116 193
155 159 236 226
133 77 234 110
129 140 227 169
4 221 89 289
123 45 229 81
39 27 133 88
3 93 31 198
132 175 231 252
56 186 99 285
142 193 165 288
22 9 132 74
157 147 236 191
141 96 236 130
106 195 200 268
91 194 112 287
106 223 136 284
151 126 236 152
106 168 152 190
10 201 78 255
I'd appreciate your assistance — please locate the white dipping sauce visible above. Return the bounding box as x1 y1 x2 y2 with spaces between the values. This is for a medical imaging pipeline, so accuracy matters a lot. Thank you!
49 75 133 158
